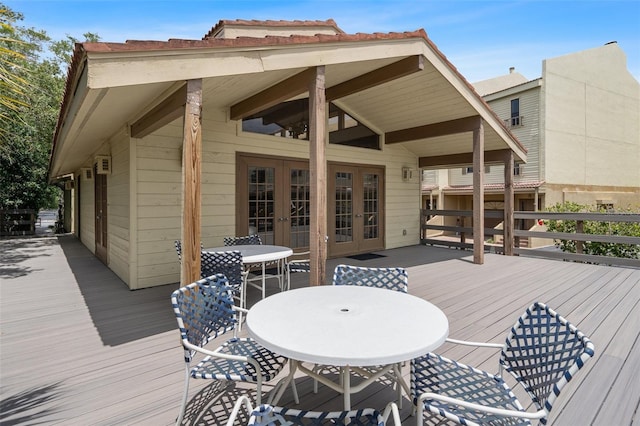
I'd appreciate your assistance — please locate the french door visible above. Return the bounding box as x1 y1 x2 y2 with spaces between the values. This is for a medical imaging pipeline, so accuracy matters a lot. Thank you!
237 155 310 249
328 163 385 257
237 154 384 256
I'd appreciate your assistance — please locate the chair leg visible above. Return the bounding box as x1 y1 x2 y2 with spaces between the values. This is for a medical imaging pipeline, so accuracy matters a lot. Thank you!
176 366 191 425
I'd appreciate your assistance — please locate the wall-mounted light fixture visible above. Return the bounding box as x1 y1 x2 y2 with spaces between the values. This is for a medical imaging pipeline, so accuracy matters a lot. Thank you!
402 167 413 182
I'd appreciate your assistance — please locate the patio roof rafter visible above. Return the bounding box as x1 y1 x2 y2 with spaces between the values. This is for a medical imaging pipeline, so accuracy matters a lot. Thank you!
229 55 425 122
419 148 511 168
385 115 481 144
230 67 317 120
130 83 187 138
325 55 424 101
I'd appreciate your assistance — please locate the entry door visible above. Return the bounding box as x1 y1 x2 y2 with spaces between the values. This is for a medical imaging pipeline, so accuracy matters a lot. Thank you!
237 155 310 249
94 169 108 264
328 163 384 257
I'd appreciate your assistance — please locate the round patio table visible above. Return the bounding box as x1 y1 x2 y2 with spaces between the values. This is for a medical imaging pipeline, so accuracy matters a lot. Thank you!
246 285 449 409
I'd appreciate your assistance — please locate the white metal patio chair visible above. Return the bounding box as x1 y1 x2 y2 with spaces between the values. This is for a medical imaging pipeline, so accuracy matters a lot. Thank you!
411 301 595 426
225 395 402 425
171 275 291 425
284 250 310 291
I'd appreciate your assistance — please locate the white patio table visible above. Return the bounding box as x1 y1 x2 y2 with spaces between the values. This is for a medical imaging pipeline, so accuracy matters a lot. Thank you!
246 285 449 410
205 244 293 299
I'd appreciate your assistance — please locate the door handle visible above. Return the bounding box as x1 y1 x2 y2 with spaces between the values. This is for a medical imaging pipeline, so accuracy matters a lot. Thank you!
355 214 363 218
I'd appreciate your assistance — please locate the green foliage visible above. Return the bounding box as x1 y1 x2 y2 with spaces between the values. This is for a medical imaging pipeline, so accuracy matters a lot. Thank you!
545 202 640 260
0 3 100 210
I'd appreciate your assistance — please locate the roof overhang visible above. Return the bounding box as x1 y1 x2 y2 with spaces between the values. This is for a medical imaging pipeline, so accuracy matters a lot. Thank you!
49 29 526 181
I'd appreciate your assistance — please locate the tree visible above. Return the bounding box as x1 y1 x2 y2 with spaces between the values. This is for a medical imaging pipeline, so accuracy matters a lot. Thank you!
0 3 98 211
545 202 640 260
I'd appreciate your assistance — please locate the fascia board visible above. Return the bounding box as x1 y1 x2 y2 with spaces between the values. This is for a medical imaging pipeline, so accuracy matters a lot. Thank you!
84 39 426 89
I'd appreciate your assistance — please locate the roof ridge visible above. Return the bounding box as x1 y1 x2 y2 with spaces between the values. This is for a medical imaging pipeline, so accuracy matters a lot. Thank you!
203 18 345 39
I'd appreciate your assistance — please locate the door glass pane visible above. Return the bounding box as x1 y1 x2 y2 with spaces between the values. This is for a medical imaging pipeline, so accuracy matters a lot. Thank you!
335 172 353 243
289 169 310 248
248 167 275 244
363 173 379 239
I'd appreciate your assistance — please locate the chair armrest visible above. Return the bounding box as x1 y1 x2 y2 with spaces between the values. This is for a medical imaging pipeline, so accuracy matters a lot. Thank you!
233 305 249 314
445 337 503 349
183 339 263 371
417 392 546 420
225 395 254 426
382 401 402 425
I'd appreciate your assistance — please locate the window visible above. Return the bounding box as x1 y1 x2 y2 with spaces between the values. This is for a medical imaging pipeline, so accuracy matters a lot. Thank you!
462 165 490 175
506 98 523 127
242 99 380 149
514 162 524 176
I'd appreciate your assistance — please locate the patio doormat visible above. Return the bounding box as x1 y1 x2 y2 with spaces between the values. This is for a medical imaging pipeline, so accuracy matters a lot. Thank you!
346 253 386 261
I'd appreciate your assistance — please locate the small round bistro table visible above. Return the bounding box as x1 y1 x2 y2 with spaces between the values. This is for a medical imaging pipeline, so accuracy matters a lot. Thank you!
205 244 293 299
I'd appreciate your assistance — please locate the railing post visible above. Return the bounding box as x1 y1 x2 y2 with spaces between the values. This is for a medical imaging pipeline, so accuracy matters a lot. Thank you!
576 220 584 254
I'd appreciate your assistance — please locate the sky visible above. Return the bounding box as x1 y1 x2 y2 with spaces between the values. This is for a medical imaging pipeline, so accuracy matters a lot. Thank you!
5 0 640 83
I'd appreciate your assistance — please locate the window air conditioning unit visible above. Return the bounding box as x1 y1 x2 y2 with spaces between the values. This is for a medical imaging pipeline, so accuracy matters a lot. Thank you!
64 180 74 190
81 168 93 180
95 156 112 175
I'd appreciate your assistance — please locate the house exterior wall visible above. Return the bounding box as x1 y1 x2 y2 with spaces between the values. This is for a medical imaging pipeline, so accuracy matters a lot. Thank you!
448 83 541 187
132 106 420 289
427 43 639 213
78 166 95 251
543 43 640 207
107 129 131 285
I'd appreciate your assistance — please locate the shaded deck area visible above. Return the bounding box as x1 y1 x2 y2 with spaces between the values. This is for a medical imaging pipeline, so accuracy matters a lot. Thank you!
1 235 638 425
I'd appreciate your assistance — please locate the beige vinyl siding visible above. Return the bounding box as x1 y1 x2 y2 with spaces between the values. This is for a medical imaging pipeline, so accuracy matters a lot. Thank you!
135 122 183 288
106 129 131 285
448 86 541 186
134 106 420 288
78 167 95 251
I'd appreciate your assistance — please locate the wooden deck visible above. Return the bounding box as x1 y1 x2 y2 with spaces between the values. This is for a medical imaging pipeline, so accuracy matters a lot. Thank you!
1 235 638 425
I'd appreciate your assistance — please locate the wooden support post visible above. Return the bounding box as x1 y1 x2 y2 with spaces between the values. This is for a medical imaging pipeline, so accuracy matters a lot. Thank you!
309 66 327 286
472 121 485 264
180 79 203 285
504 150 514 256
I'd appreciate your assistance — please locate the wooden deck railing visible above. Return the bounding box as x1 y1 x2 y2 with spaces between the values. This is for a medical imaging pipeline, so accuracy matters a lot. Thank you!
0 209 37 236
421 209 640 267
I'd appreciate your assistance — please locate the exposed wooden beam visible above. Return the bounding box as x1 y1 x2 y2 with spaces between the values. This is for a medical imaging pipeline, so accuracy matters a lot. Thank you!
230 68 317 121
385 115 481 145
180 79 202 285
326 55 424 101
472 122 485 265
309 66 327 286
419 149 511 168
130 84 187 138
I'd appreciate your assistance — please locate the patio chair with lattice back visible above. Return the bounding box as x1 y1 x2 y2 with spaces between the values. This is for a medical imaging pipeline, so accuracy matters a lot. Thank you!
284 250 310 291
332 264 408 293
174 240 204 264
411 301 595 426
225 395 402 425
170 274 293 425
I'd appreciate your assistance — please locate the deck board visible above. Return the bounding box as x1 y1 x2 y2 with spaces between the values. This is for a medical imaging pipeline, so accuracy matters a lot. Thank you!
1 235 639 425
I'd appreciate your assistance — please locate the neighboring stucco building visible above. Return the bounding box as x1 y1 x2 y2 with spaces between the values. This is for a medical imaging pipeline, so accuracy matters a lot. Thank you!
423 42 640 223
49 19 526 289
